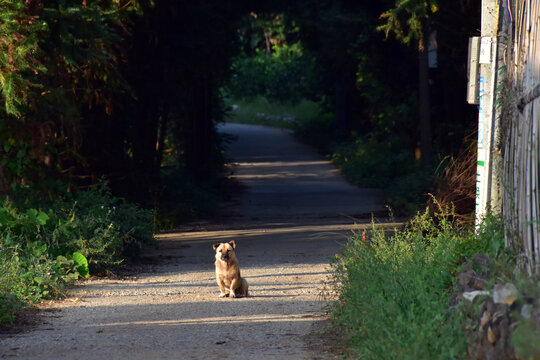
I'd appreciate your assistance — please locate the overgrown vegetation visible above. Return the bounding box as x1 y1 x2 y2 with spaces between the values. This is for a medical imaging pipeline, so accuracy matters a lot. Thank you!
328 208 540 358
0 184 154 326
329 208 474 358
0 0 483 333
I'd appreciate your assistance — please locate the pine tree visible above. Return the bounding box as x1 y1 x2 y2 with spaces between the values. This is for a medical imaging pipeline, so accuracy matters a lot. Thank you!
0 0 45 116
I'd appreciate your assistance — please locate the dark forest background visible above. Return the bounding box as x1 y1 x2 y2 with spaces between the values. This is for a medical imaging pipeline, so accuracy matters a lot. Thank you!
0 1 479 223
0 0 480 225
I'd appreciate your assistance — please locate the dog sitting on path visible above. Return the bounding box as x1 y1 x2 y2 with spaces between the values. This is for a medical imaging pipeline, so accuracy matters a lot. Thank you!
213 240 248 298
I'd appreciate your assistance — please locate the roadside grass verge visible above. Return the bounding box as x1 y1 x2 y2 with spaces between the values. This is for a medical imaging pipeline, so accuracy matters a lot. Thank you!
225 96 321 129
328 207 505 359
0 184 155 327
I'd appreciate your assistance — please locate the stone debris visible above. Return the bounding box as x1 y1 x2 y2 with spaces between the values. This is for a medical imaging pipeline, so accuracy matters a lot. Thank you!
487 326 496 344
520 304 532 320
462 290 490 302
492 283 519 305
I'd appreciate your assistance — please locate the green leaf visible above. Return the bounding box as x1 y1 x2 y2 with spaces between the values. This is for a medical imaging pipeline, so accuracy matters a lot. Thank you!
26 208 38 218
72 252 89 278
34 276 44 284
36 212 49 225
24 209 49 225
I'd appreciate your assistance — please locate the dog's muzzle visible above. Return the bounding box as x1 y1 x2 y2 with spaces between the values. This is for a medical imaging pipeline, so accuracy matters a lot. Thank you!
221 254 229 261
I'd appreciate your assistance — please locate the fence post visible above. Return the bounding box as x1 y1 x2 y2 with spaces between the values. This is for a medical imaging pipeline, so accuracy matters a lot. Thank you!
476 0 501 225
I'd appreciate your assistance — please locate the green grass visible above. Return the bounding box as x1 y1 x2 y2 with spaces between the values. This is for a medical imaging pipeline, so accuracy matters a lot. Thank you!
329 205 540 359
328 207 495 359
225 96 321 129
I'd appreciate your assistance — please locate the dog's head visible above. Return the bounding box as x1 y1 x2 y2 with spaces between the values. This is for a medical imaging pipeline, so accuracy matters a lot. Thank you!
213 240 236 262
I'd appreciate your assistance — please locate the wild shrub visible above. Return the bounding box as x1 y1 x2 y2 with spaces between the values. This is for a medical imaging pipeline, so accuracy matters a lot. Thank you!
48 183 155 271
0 293 25 325
0 184 154 324
0 203 82 303
429 141 477 219
294 113 340 153
330 207 479 359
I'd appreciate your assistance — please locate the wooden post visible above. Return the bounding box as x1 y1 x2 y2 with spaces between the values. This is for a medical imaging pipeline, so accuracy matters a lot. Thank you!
476 0 500 225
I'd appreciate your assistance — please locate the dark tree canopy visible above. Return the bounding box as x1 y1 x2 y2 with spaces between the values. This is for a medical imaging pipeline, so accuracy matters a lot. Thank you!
0 0 480 219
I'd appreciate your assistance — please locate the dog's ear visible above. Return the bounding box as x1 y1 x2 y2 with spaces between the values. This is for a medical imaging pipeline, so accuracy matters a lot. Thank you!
228 240 236 249
213 243 220 251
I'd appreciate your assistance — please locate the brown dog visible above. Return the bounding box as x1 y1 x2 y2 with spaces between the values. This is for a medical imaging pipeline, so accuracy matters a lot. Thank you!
213 240 248 298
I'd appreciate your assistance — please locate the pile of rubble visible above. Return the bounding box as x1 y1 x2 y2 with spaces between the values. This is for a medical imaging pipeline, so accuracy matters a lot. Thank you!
454 254 540 359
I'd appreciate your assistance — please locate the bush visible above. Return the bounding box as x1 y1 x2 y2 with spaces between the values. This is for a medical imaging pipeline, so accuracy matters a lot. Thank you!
386 168 434 215
49 184 155 269
154 167 223 230
0 203 81 303
294 113 340 153
0 184 155 325
329 207 480 359
0 293 26 326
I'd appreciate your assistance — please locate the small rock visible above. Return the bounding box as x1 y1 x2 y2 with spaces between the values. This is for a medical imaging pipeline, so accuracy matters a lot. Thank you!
458 270 488 291
492 283 518 305
493 309 508 325
521 304 532 319
463 290 490 301
487 326 497 344
480 311 491 330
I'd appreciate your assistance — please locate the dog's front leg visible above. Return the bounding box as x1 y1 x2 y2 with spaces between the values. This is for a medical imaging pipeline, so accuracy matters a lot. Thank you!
229 278 241 298
217 280 228 297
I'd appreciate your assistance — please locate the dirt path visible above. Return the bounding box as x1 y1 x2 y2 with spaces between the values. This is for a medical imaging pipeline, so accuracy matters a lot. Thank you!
1 123 386 359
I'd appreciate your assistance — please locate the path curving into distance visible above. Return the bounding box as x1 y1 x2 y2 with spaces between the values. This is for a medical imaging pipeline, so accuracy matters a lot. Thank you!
0 123 387 359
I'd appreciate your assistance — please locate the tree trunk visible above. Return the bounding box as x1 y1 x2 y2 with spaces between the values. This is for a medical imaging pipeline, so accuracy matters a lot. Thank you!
418 33 432 168
185 72 213 182
333 64 354 137
155 102 168 173
133 94 159 176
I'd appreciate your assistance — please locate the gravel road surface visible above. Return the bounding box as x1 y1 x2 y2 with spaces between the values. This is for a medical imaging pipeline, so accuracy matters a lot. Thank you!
1 123 386 359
